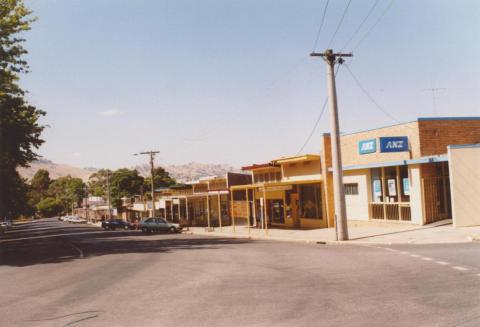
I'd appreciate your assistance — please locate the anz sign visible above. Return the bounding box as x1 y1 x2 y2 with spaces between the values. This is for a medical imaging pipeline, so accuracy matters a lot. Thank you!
359 136 409 154
358 139 376 155
379 136 409 153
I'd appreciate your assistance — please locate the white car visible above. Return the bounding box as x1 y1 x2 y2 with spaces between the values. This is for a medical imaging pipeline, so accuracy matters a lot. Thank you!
69 216 87 224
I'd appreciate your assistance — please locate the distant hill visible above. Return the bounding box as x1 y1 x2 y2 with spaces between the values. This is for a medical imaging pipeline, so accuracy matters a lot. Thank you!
134 162 241 182
18 159 240 183
17 159 97 181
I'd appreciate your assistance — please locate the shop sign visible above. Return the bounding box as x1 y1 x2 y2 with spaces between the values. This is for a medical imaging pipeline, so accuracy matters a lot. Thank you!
158 199 166 209
264 185 292 192
380 136 409 153
403 178 410 196
387 179 397 196
358 139 377 154
373 180 382 199
173 199 180 205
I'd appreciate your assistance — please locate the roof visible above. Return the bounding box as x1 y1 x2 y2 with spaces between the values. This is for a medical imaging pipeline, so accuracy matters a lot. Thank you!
339 116 480 137
241 163 278 171
272 154 320 164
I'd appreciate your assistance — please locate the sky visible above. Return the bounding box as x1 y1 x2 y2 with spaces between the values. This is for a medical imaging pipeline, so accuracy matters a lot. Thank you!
21 0 480 169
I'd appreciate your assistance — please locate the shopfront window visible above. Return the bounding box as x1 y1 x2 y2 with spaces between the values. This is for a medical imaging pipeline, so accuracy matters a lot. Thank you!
370 166 410 203
298 184 322 219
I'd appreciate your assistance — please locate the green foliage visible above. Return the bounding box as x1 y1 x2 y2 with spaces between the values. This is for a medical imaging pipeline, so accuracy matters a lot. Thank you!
27 169 51 207
87 169 112 197
144 166 176 191
36 197 63 218
48 176 85 213
0 0 44 220
110 169 144 208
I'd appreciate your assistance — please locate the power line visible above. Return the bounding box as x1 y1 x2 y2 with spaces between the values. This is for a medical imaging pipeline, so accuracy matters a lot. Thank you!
353 0 395 51
340 0 381 51
296 97 328 155
327 0 353 48
312 0 330 52
296 65 341 155
343 63 401 123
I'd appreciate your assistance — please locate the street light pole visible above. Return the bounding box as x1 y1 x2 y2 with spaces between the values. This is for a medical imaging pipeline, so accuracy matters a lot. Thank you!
134 151 160 217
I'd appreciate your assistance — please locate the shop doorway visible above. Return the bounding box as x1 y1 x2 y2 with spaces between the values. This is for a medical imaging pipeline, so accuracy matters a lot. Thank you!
267 199 285 224
422 162 452 224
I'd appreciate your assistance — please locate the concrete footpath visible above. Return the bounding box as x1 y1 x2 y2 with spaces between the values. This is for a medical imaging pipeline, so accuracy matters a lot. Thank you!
184 219 480 245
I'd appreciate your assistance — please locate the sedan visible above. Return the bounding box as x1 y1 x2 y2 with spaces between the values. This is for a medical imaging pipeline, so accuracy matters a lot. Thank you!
139 218 182 233
102 219 132 230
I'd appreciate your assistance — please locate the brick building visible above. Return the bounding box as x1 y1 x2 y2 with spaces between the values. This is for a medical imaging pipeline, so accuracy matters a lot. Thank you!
320 117 480 227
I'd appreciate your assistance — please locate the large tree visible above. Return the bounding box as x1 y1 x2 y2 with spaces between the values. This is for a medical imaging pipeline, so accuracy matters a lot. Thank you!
27 169 51 207
48 176 85 214
109 169 144 208
0 1 44 220
87 169 112 197
143 166 176 199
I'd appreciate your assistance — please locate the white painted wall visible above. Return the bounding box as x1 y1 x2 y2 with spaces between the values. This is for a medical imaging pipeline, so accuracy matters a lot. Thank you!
343 169 370 221
448 145 480 227
408 164 424 225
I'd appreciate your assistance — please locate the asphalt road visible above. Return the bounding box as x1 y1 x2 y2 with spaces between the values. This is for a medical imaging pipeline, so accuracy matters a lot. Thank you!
1 218 480 327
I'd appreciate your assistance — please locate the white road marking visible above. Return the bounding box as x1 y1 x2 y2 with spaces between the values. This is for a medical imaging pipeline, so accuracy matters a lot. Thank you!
400 251 409 255
410 254 420 258
421 257 433 261
70 243 84 259
452 266 468 271
436 261 449 265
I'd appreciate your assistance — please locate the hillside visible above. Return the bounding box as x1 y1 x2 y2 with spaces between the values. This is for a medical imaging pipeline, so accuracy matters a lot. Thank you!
17 159 97 181
18 159 240 183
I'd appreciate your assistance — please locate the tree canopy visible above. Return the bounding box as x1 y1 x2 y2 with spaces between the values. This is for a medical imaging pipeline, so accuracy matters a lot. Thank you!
0 1 44 220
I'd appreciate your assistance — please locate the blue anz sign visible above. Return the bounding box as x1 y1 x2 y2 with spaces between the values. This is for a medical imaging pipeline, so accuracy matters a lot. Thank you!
358 139 377 154
379 136 409 153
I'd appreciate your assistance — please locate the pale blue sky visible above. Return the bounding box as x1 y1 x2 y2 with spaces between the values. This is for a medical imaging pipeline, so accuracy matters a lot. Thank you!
22 0 480 169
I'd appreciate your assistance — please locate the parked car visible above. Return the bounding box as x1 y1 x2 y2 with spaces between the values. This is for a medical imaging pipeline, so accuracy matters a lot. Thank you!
61 215 72 222
1 220 12 230
101 219 132 230
70 216 87 224
139 218 182 233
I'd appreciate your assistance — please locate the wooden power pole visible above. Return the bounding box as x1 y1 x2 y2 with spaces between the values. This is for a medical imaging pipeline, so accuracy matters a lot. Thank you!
134 151 160 217
310 49 352 241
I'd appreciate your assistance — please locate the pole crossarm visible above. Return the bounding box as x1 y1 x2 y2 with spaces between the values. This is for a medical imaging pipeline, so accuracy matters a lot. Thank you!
310 49 353 64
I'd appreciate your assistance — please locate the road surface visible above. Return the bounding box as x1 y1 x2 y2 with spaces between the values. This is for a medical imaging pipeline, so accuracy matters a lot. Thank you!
1 218 480 326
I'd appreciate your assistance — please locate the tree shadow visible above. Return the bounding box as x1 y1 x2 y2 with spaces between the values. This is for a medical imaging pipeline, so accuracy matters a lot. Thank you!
0 223 251 267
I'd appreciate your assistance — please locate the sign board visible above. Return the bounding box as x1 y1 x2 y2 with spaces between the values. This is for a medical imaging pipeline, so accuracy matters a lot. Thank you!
173 199 180 205
387 179 397 196
264 185 292 192
158 199 166 209
373 180 382 199
379 136 409 153
358 139 377 154
403 178 410 196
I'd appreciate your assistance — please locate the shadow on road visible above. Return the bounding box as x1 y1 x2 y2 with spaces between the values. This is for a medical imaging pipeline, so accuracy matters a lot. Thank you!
0 222 250 267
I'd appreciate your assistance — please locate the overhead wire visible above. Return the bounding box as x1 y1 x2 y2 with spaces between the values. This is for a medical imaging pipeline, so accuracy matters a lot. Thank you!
343 63 403 124
311 0 330 52
352 0 395 51
340 0 381 52
327 0 353 48
295 65 341 155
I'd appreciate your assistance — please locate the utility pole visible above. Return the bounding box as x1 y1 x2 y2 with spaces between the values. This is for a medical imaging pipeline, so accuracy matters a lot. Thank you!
310 49 352 241
106 171 112 220
134 151 160 217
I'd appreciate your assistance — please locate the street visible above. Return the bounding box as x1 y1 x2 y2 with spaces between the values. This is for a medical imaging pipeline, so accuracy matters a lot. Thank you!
1 219 480 327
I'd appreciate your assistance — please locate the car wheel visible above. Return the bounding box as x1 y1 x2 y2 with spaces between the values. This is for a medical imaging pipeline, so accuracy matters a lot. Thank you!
169 226 176 233
124 225 129 230
142 227 148 233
